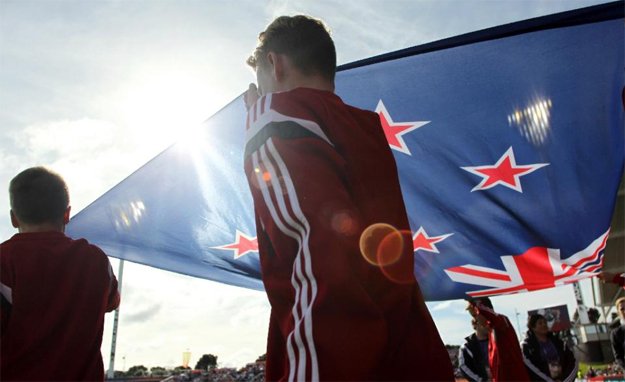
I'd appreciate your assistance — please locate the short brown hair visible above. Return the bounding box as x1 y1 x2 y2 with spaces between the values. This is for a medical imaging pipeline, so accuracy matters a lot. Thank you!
617 297 625 308
9 167 69 224
247 15 336 81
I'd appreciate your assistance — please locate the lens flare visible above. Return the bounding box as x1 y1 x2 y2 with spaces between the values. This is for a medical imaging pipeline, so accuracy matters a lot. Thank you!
359 223 403 266
331 210 357 236
377 228 403 266
379 229 416 285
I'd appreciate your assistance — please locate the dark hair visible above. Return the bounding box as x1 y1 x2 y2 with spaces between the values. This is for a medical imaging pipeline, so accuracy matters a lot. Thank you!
527 313 545 330
247 15 336 81
466 297 494 311
9 167 69 224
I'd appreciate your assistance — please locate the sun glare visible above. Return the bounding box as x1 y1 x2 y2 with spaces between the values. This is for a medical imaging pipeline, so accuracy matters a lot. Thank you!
120 70 216 152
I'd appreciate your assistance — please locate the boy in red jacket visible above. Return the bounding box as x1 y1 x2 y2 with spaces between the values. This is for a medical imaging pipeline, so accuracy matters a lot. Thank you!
1 167 120 381
243 15 454 381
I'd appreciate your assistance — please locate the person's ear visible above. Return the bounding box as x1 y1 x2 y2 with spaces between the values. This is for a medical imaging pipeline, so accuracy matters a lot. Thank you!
267 52 286 82
63 206 71 225
9 210 19 228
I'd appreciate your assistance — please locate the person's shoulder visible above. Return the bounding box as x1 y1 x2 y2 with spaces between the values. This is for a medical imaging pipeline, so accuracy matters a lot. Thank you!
611 325 625 336
0 237 14 262
344 102 379 121
1 233 26 246
253 88 330 130
272 88 373 116
270 88 338 112
0 235 15 249
270 87 326 108
459 338 472 355
0 233 35 256
463 333 477 344
67 236 108 258
463 334 484 353
521 332 533 346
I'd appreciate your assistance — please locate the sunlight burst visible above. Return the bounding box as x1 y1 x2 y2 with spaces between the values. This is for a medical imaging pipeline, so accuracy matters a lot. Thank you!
120 70 216 151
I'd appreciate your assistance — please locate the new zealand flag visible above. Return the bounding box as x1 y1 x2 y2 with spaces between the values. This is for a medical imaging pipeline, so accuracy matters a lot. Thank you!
66 2 624 301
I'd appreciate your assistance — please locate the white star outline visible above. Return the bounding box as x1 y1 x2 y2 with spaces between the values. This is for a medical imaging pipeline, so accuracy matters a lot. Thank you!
212 229 258 259
412 226 454 254
376 100 429 155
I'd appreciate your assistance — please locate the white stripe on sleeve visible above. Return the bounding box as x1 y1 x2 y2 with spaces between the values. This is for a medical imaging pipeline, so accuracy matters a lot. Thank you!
0 282 12 304
253 139 320 382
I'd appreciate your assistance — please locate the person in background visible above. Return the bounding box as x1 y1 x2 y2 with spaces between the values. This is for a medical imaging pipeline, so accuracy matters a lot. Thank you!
585 366 596 378
522 313 578 382
610 297 625 372
0 167 120 381
598 270 625 371
243 14 454 381
461 297 530 381
459 299 492 381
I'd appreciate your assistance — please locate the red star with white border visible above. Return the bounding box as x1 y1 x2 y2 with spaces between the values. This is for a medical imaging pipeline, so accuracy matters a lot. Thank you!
412 226 453 253
376 100 429 155
213 230 258 259
461 147 549 193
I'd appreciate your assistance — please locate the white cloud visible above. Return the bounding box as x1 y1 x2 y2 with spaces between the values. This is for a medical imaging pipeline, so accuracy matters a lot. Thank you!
4 118 159 212
429 313 474 345
430 299 458 312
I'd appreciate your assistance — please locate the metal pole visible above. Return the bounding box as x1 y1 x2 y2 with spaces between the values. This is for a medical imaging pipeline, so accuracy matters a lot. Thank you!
594 277 610 325
591 277 599 307
515 308 522 338
107 259 124 379
573 281 588 324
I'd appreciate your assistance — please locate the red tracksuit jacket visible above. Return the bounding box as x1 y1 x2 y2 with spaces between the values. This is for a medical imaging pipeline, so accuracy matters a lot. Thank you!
476 305 530 381
244 87 454 381
0 232 120 381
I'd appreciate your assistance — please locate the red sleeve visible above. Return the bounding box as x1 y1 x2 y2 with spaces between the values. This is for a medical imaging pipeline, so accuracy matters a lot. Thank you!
104 260 120 312
0 294 10 336
0 252 12 337
612 273 625 288
476 305 530 381
246 133 386 380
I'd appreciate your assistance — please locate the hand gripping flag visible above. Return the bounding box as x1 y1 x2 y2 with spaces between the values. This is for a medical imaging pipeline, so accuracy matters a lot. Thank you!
67 2 624 301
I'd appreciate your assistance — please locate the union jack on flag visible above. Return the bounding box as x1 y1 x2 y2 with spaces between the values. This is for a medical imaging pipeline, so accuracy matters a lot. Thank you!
445 230 609 297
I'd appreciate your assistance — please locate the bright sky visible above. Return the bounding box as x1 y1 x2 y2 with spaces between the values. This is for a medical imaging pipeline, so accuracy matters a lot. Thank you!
0 0 612 371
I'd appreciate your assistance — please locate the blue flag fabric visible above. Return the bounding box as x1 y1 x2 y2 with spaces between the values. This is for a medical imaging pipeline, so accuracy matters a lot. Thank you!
67 3 624 301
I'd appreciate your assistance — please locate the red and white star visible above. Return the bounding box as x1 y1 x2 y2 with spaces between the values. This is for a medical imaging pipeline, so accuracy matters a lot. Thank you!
412 226 453 254
376 100 429 156
461 147 549 193
213 230 258 259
